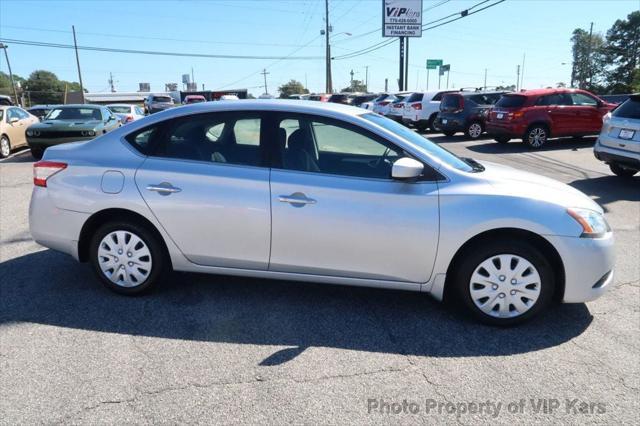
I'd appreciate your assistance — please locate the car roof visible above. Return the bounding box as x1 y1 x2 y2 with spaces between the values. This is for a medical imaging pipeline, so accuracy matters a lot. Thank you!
512 88 594 97
28 105 57 109
107 103 134 107
53 104 102 109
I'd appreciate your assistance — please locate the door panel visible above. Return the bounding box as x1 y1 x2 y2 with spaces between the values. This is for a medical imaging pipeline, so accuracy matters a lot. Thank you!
270 171 439 282
135 159 271 269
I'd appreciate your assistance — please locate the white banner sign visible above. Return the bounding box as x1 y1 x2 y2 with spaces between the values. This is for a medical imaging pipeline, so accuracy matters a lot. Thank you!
382 0 423 38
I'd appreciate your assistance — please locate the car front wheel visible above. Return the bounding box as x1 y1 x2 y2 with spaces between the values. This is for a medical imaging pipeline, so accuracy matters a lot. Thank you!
0 136 11 158
609 163 638 177
524 125 548 149
465 122 483 139
89 221 167 295
452 239 555 326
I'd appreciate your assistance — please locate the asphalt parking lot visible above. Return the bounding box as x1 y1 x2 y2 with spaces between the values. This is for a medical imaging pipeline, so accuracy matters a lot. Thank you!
0 135 638 424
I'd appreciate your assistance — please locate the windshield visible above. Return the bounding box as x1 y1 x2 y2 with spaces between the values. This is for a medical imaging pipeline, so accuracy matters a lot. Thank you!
108 106 131 114
495 95 526 108
46 107 101 120
152 96 173 103
362 113 474 172
612 97 640 119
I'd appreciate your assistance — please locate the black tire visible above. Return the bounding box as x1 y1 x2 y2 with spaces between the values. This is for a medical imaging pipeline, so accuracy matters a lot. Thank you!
443 131 456 137
465 121 484 139
30 147 44 160
451 238 556 326
415 123 428 133
89 221 168 295
494 137 510 144
0 136 11 158
524 125 549 149
428 114 439 132
609 163 638 177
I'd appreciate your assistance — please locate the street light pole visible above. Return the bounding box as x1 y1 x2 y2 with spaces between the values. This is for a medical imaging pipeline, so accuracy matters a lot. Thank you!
72 26 85 104
0 43 19 106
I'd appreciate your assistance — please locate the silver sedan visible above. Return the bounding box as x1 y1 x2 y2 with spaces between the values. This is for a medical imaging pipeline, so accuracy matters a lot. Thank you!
29 100 614 325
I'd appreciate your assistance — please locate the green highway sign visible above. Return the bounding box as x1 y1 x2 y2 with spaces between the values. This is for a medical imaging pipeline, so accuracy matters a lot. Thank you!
426 59 443 69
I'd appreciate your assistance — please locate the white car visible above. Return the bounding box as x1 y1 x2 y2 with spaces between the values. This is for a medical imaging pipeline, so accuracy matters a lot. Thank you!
402 90 456 132
387 92 413 122
594 94 640 177
107 104 146 124
371 94 396 115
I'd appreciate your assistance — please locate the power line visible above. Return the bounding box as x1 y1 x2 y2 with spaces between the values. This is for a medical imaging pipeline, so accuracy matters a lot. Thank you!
0 37 323 60
333 0 504 60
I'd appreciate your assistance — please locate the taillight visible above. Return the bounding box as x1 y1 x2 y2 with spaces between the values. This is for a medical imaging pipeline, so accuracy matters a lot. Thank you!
411 102 422 110
508 111 524 120
33 161 67 187
126 115 134 122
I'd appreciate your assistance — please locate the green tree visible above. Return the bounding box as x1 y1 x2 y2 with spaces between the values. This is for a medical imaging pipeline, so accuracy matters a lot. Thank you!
24 70 66 104
631 68 640 92
278 80 308 98
341 79 367 92
602 11 640 94
0 71 25 97
570 28 606 91
496 84 516 91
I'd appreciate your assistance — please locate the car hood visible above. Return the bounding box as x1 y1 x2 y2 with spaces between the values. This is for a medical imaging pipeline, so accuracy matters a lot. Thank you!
479 161 602 213
32 120 102 130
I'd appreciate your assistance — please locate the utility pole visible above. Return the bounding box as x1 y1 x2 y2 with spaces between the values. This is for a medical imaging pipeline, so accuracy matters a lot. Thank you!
72 26 85 104
586 22 594 88
484 68 487 89
0 43 19 105
520 53 526 90
350 69 354 89
516 65 521 91
191 67 195 89
108 72 115 92
365 66 369 91
324 0 332 93
384 78 388 92
260 68 270 94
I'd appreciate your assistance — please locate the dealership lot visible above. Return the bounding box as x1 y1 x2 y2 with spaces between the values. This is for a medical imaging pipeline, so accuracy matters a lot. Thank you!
0 136 638 424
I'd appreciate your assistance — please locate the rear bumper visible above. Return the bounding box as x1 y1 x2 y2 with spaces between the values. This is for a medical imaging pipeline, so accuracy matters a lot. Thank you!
29 186 89 261
486 122 527 138
594 138 640 168
435 117 465 132
545 233 615 303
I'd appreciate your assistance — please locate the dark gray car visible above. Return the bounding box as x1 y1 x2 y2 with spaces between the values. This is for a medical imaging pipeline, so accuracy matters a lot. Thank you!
144 95 175 114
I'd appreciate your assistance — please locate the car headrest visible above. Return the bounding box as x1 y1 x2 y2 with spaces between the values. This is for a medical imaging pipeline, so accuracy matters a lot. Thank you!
288 128 308 151
277 128 287 149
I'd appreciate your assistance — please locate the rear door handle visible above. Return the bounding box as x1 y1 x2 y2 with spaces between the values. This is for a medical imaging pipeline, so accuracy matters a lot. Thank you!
278 193 316 205
146 182 182 195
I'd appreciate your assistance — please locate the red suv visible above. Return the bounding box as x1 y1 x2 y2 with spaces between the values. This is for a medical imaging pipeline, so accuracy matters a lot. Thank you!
486 89 615 148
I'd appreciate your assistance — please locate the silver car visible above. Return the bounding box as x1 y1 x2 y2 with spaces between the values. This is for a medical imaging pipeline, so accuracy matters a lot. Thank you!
594 94 640 177
29 100 614 325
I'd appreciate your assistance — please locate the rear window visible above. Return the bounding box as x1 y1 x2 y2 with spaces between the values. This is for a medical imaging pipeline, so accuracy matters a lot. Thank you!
152 96 173 103
374 94 389 102
495 95 526 108
109 106 131 114
612 97 640 119
441 95 462 109
406 93 424 102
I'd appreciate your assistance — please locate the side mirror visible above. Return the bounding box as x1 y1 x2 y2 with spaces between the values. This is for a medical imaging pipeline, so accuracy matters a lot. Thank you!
392 157 424 180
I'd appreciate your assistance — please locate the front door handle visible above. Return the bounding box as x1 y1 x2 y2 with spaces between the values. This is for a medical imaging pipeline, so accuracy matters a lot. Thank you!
146 182 182 195
278 192 316 205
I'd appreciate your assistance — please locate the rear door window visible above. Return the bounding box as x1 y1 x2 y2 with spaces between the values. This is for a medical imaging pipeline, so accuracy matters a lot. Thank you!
406 93 424 102
612 98 640 119
496 95 526 108
570 93 599 106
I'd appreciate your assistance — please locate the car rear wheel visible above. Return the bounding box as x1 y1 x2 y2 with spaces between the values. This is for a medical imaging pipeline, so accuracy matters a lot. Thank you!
524 125 548 149
465 122 483 139
609 163 638 177
30 147 44 160
428 114 439 132
0 136 11 158
494 137 510 144
452 239 555 326
89 221 167 295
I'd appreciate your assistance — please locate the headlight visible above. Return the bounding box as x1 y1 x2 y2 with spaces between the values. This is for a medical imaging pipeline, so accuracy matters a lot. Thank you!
81 130 96 137
567 208 610 238
27 130 40 137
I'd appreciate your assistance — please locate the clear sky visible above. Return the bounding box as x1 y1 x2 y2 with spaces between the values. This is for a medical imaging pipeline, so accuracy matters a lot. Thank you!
1 0 638 96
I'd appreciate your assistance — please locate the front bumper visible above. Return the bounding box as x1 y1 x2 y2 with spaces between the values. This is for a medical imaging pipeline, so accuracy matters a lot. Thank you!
546 233 615 303
29 186 89 261
27 136 94 149
594 138 640 168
